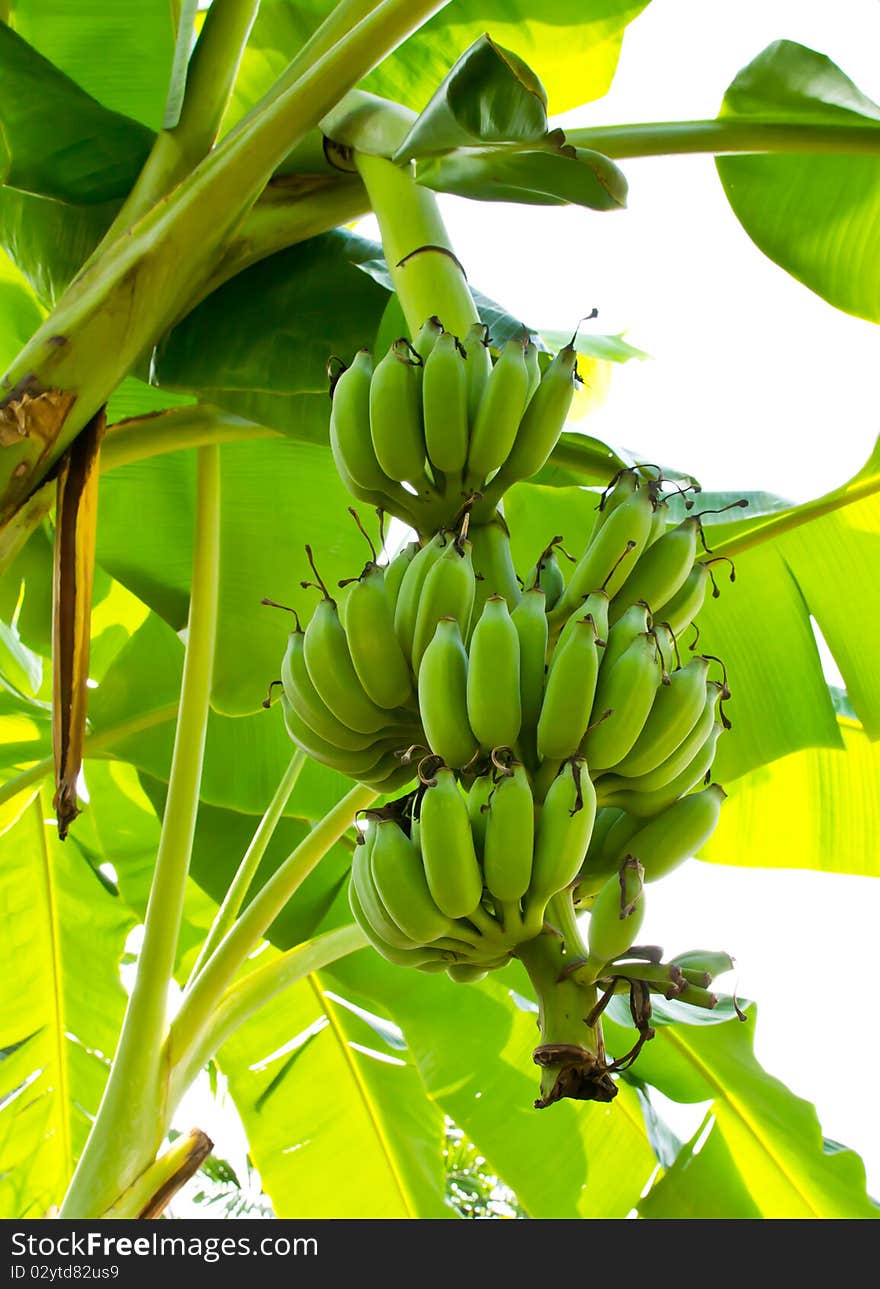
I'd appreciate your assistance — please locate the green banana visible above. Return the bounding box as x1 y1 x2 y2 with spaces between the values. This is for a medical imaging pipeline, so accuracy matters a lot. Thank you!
583 631 662 772
411 536 475 671
279 693 406 779
329 350 391 495
526 540 565 610
348 880 452 969
469 518 522 622
447 963 489 984
418 617 480 769
419 767 484 918
551 482 654 621
369 338 427 486
414 314 443 363
281 625 379 751
465 336 529 488
573 808 643 905
482 760 535 903
382 542 418 616
467 595 522 750
494 341 578 488
602 784 726 882
524 337 541 403
303 591 390 734
467 770 494 857
654 562 710 637
511 587 548 766
423 330 470 474
613 655 711 777
461 322 492 426
352 825 421 949
393 530 449 661
586 856 646 968
671 948 735 983
370 817 460 943
551 591 610 665
646 493 669 546
599 679 723 797
601 721 723 817
597 602 651 674
526 758 596 928
609 517 700 624
343 562 414 709
537 614 602 761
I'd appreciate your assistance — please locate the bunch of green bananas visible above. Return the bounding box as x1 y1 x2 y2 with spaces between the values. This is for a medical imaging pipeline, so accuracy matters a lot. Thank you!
348 753 597 981
329 318 579 533
272 311 751 1106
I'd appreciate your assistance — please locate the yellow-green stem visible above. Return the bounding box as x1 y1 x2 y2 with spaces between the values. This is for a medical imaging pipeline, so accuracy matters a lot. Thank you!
59 446 220 1218
185 750 306 988
354 151 479 340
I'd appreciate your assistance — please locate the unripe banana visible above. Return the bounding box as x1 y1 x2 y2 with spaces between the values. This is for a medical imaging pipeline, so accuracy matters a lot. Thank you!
352 825 421 949
467 595 522 750
526 758 596 926
281 626 378 750
414 314 443 363
348 880 452 969
609 517 700 625
423 330 469 474
369 338 427 485
537 614 602 761
465 337 529 488
494 341 578 487
573 808 642 905
671 948 735 983
586 856 646 967
551 591 610 669
447 963 489 984
370 817 459 943
511 587 548 766
654 562 710 637
419 767 484 919
526 543 565 610
279 693 407 779
598 602 651 674
601 720 723 817
383 542 418 616
583 807 626 869
613 655 711 778
646 494 669 547
551 483 654 621
583 631 662 772
393 530 449 660
344 563 414 709
469 519 522 623
411 537 475 671
619 784 726 882
329 350 391 495
524 337 541 403
467 771 494 857
418 617 480 769
482 761 535 903
461 322 492 426
600 679 723 797
303 595 390 733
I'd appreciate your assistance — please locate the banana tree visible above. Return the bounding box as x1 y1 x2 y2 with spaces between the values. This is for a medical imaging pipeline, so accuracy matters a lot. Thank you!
1 0 878 1220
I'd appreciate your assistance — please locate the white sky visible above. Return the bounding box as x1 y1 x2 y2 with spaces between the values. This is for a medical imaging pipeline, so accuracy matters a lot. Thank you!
350 0 880 1201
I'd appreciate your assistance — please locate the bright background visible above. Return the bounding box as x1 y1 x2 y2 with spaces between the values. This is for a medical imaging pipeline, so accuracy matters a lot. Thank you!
357 0 880 1195
171 0 880 1210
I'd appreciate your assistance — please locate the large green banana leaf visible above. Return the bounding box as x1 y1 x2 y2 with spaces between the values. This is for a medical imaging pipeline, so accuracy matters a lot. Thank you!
0 789 135 1217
